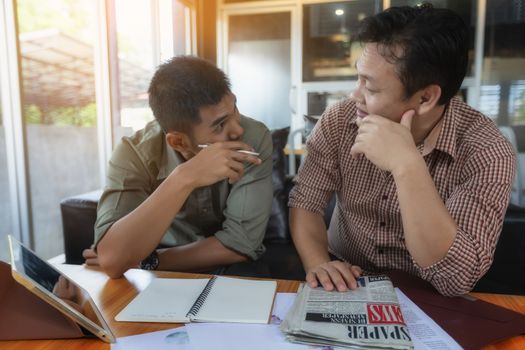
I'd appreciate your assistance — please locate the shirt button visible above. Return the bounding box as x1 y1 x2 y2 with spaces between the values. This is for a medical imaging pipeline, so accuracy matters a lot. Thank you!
378 248 384 254
202 208 208 213
382 195 388 200
379 222 386 227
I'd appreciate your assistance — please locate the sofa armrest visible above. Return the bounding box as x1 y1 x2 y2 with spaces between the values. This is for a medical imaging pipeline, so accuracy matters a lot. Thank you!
60 190 102 264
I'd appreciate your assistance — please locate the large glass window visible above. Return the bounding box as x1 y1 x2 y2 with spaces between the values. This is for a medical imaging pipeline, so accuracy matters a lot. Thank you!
113 0 195 139
17 0 101 259
301 0 477 126
173 0 194 56
113 0 155 139
479 0 525 128
479 0 525 206
0 86 13 262
390 0 476 77
303 1 382 82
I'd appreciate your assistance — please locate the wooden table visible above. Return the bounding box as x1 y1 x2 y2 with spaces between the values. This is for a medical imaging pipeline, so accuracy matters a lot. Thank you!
1 264 524 349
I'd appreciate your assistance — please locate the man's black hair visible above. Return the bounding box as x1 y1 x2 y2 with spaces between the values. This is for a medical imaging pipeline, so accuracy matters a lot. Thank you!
357 3 468 105
148 56 231 133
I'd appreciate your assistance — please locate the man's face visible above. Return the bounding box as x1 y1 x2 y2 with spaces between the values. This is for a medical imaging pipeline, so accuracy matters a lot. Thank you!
351 43 418 122
188 92 243 151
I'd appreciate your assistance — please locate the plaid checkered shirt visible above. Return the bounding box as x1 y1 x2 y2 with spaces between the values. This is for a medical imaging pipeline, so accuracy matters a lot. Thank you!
289 97 516 296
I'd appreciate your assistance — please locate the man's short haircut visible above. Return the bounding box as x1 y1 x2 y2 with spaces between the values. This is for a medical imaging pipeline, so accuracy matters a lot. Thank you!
357 3 468 105
148 56 231 133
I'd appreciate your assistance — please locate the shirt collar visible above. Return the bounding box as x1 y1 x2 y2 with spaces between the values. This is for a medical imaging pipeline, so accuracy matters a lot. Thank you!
157 138 185 180
433 97 459 159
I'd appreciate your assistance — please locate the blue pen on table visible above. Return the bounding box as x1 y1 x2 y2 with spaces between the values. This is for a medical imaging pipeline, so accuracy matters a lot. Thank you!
198 144 260 156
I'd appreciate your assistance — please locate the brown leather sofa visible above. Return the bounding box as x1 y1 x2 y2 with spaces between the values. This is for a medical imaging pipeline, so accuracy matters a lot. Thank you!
60 128 525 294
60 181 307 280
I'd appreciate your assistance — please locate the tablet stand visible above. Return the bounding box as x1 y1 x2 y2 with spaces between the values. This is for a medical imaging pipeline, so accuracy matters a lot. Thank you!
0 261 84 340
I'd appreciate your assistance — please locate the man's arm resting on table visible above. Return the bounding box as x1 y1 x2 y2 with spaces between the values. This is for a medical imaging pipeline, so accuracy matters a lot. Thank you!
290 207 361 292
97 141 262 278
97 167 194 278
84 237 248 273
394 144 514 296
157 236 248 272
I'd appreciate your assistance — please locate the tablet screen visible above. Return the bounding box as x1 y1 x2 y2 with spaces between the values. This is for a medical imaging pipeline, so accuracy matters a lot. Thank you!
9 237 110 334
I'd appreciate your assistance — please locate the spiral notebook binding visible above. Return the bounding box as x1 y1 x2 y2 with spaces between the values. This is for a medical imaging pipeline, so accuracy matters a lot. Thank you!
186 276 218 320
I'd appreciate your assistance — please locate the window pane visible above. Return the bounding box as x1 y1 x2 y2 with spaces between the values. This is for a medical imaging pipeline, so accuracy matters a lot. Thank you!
303 1 382 82
510 81 525 124
172 0 191 56
114 0 155 138
479 84 501 117
113 0 194 137
480 0 525 127
17 0 101 259
390 0 476 77
0 85 13 262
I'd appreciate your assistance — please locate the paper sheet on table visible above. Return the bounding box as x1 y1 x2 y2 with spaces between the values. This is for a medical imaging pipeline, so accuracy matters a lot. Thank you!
111 327 191 350
110 293 298 350
111 290 461 350
185 293 346 350
396 288 463 350
271 292 297 323
186 323 306 350
185 293 303 350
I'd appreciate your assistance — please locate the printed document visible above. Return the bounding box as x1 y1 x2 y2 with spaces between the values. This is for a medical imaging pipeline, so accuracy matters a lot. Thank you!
396 288 462 350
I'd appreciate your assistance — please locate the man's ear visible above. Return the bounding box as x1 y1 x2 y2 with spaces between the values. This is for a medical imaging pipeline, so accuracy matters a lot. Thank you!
165 131 191 153
415 84 442 115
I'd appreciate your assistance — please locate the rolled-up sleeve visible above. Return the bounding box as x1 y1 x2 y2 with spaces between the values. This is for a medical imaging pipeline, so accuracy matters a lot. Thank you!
413 140 516 296
214 128 274 260
94 140 153 248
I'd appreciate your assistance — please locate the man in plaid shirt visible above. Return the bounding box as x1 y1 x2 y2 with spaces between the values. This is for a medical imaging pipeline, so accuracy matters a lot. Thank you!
289 4 516 297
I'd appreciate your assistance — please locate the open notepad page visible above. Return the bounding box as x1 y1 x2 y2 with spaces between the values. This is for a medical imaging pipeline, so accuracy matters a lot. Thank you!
115 278 210 323
190 276 277 324
115 276 277 324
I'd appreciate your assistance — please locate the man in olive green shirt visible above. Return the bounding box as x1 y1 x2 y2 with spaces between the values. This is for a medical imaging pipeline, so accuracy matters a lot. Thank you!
84 56 273 278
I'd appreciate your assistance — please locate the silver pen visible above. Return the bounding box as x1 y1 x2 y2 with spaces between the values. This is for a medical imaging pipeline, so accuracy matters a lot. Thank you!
198 144 260 156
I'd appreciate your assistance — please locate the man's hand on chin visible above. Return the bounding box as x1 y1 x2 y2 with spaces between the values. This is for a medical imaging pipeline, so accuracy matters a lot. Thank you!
350 110 417 172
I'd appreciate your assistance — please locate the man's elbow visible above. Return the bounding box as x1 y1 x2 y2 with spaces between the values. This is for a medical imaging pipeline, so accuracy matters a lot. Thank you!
431 273 479 297
228 250 250 265
97 245 129 279
436 284 474 297
98 255 127 279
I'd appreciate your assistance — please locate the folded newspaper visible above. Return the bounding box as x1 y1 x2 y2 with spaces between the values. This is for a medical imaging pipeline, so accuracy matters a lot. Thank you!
280 275 413 349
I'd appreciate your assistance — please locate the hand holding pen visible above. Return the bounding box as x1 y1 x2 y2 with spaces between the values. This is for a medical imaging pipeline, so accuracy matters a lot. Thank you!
176 141 261 187
198 144 260 156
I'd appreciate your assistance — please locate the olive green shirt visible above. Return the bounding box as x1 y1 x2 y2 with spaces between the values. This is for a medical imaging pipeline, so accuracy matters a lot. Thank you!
94 116 273 260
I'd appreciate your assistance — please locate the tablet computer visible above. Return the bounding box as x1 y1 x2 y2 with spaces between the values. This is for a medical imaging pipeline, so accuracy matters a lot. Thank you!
8 235 116 343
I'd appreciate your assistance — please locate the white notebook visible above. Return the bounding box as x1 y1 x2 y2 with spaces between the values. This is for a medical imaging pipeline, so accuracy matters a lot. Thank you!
115 276 277 324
